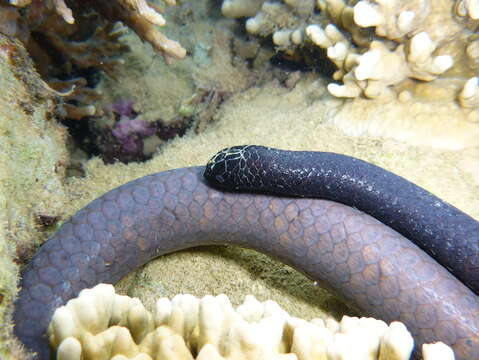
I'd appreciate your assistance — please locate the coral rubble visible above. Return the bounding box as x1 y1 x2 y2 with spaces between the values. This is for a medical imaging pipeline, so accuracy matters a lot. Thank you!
222 0 479 108
48 283 454 360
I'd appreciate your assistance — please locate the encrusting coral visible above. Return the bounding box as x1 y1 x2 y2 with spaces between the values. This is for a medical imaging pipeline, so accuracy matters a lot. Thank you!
221 0 479 109
48 283 454 360
95 99 163 164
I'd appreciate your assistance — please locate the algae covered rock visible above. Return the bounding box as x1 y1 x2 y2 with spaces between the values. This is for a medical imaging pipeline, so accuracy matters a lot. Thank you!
0 33 69 358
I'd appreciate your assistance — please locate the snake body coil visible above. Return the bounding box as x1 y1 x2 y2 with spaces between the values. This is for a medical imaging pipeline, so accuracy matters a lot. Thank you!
205 145 479 294
13 146 479 359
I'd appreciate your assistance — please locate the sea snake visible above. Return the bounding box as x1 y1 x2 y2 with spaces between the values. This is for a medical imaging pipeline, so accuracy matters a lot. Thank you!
13 145 479 359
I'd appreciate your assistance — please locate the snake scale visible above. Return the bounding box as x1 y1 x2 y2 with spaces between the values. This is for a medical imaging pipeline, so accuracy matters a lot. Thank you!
13 145 479 359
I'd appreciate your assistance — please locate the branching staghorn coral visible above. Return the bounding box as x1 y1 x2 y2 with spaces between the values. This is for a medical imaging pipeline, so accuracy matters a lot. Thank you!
221 0 479 109
7 0 185 59
0 0 186 121
83 0 186 60
48 284 454 360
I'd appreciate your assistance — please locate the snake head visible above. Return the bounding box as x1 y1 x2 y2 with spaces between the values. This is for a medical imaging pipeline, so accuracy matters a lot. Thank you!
204 145 257 189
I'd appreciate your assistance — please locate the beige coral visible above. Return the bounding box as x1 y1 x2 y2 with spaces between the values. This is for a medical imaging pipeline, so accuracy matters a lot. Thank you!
457 0 479 20
48 283 454 360
222 0 479 107
309 1 455 99
9 0 186 59
422 341 455 360
2 0 186 121
459 77 479 108
222 0 267 18
352 0 430 39
52 0 74 24
108 0 186 59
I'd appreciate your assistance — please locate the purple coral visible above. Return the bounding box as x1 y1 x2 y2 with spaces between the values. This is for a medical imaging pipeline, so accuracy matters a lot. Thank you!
109 99 136 119
100 99 159 163
112 117 157 153
98 98 188 164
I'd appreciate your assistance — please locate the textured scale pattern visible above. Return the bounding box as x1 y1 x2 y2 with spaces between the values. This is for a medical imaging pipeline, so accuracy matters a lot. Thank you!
205 145 479 294
14 167 479 359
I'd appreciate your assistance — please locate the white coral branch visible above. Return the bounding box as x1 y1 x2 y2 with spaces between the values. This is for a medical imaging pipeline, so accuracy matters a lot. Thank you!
129 0 166 26
48 284 454 360
408 32 453 81
53 0 74 24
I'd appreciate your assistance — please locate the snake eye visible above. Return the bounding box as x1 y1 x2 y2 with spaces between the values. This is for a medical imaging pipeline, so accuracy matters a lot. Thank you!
215 174 225 183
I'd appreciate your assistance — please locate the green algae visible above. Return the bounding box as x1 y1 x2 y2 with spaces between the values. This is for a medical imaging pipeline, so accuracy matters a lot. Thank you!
0 35 69 359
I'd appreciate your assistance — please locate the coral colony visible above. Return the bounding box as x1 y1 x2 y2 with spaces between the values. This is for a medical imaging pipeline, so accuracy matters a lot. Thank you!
110 100 158 155
48 284 454 360
222 0 479 106
0 0 185 121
